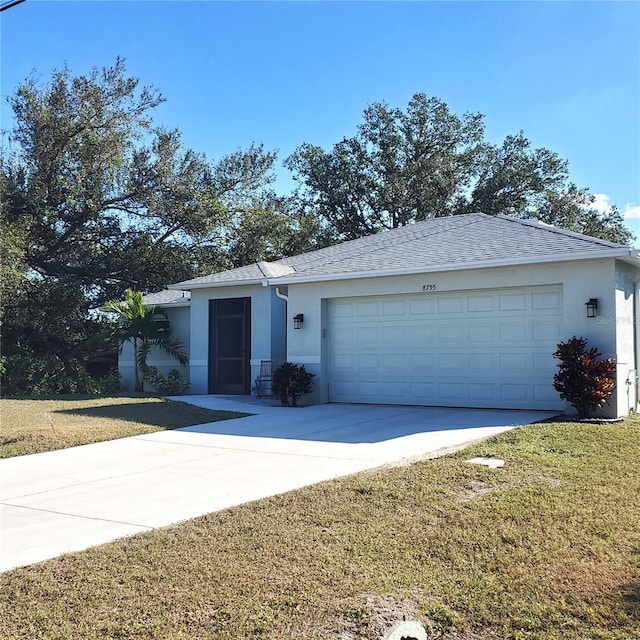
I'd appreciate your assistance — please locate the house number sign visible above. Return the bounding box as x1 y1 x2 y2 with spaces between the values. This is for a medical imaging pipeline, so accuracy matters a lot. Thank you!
422 284 437 292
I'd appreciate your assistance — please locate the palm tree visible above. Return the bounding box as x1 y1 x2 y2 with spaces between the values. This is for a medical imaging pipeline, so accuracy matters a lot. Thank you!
105 289 188 392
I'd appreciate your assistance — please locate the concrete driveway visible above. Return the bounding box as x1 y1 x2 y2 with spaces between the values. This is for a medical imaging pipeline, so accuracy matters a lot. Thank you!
0 396 557 572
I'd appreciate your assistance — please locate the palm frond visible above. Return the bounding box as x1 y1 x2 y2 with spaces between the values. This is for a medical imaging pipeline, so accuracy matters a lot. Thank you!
151 336 189 366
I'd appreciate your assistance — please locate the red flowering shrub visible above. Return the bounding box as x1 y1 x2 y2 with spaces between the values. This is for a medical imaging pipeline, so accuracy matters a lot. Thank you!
553 336 616 419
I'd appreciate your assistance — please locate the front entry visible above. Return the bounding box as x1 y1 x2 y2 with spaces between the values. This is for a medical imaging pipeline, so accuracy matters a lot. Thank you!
208 297 251 394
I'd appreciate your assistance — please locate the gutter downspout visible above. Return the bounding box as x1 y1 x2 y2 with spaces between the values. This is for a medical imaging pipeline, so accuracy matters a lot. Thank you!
274 286 288 302
274 287 288 363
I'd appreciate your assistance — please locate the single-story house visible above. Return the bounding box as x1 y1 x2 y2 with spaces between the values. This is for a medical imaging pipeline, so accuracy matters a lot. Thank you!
120 213 640 417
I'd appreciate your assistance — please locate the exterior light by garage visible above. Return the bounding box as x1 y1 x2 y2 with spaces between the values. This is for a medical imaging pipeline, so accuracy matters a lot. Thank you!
293 313 304 329
585 298 598 318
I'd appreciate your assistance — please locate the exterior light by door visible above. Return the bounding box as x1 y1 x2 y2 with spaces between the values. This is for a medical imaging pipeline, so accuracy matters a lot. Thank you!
293 313 304 329
585 298 598 318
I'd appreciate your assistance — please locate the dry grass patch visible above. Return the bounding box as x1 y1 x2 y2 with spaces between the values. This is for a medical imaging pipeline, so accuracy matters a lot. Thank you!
1 416 639 639
0 396 249 458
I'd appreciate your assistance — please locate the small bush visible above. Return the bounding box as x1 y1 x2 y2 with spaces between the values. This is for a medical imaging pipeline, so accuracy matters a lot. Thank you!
553 336 616 419
2 350 103 396
95 370 123 394
143 367 190 396
271 362 314 407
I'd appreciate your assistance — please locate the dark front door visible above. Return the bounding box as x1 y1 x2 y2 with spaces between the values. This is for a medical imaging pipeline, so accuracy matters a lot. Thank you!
209 297 251 394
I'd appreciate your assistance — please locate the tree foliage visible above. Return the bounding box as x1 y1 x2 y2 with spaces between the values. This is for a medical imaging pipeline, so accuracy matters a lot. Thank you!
1 59 281 394
226 197 323 268
1 58 282 299
286 94 485 241
287 93 633 245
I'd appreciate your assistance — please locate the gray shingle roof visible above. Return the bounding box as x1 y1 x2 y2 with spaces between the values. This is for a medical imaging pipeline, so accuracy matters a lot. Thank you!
170 213 636 290
142 289 191 305
173 263 266 287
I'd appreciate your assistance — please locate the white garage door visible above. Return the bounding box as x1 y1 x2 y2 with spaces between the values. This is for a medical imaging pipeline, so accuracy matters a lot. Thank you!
327 285 564 410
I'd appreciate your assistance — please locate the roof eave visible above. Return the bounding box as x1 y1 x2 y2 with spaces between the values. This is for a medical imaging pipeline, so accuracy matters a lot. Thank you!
154 301 191 308
167 278 265 291
267 249 639 286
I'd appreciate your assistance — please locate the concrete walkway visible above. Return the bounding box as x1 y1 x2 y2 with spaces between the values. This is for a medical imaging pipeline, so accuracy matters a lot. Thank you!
0 397 557 572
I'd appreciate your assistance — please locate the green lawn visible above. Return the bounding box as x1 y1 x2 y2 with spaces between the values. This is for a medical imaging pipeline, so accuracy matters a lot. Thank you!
1 415 638 639
0 396 249 458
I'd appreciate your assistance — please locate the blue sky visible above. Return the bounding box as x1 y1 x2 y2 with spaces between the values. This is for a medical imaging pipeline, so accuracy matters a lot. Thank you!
2 1 639 236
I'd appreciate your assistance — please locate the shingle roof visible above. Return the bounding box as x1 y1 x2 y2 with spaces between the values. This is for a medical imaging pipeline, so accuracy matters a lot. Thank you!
170 213 637 290
142 289 191 306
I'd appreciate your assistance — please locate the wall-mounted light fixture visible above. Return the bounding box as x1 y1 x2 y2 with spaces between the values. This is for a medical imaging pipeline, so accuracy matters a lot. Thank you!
585 298 598 318
293 313 304 329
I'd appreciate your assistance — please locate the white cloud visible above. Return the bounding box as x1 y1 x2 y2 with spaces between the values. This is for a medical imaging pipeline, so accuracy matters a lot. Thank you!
590 193 613 214
583 194 640 220
623 203 640 220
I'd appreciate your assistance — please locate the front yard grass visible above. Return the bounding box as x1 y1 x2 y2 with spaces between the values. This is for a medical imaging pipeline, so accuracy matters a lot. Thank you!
0 396 249 458
1 414 639 639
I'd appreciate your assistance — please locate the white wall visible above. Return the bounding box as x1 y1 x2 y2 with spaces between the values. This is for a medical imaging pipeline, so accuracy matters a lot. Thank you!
613 261 638 415
285 258 637 415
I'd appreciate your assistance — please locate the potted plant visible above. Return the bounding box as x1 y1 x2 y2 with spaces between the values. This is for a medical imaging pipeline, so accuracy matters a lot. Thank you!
271 362 315 407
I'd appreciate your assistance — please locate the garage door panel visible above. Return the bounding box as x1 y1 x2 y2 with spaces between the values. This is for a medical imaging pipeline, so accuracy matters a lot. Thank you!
409 298 436 315
356 326 379 345
438 353 465 369
410 325 437 343
382 326 406 342
499 322 529 342
500 384 529 402
438 296 466 313
533 320 562 341
468 324 497 342
385 381 409 396
354 381 379 397
438 382 466 401
469 353 496 370
382 353 407 369
409 381 437 396
357 302 379 317
409 353 434 373
332 301 356 318
439 325 465 343
333 326 355 345
533 352 555 370
333 354 353 369
382 300 405 316
534 384 560 404
499 292 528 311
468 294 496 312
533 290 562 309
500 353 529 370
355 354 379 369
469 383 497 402
328 285 564 410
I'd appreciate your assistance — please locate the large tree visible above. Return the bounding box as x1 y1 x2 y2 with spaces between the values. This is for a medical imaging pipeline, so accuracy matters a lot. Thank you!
462 133 632 243
286 94 633 246
0 59 277 393
226 196 324 268
285 94 485 241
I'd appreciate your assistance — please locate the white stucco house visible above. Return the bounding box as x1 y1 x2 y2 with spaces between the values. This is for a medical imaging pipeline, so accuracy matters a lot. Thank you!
120 213 640 417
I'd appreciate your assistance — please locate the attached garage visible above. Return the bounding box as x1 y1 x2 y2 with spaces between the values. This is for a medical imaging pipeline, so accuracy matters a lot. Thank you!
327 285 564 410
162 213 640 418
